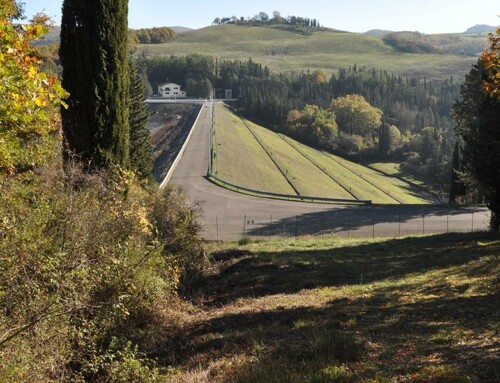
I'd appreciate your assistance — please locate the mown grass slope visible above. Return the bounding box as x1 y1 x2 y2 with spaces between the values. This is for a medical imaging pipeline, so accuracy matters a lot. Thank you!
214 104 296 194
135 24 478 80
164 232 500 383
214 104 430 204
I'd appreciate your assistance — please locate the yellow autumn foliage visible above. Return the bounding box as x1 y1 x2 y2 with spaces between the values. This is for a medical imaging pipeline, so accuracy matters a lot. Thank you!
0 0 68 174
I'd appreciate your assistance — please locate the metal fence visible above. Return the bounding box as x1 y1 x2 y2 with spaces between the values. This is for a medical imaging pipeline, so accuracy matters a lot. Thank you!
200 208 490 241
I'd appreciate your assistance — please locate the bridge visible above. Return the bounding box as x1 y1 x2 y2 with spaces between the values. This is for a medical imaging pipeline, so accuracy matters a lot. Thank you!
146 98 237 104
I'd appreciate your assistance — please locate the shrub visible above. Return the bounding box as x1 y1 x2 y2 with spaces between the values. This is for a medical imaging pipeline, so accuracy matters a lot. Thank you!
0 161 203 381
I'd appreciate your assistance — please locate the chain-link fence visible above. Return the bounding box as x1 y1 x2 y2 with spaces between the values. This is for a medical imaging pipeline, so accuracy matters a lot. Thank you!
200 208 490 241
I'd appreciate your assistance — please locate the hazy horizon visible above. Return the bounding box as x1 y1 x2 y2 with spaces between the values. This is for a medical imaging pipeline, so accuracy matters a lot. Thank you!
24 0 499 34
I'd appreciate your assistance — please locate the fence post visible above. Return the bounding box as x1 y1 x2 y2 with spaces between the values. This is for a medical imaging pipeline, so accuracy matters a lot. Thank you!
322 213 325 239
216 215 219 241
398 214 401 237
372 215 375 238
295 215 298 239
348 215 350 238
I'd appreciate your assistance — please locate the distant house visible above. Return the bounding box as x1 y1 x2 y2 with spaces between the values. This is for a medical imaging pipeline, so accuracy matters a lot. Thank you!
158 83 186 98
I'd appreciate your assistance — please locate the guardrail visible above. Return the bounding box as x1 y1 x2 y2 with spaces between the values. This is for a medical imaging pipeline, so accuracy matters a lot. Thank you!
207 171 372 204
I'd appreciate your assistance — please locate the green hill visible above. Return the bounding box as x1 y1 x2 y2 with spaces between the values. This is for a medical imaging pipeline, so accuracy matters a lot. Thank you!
213 104 430 204
134 24 478 80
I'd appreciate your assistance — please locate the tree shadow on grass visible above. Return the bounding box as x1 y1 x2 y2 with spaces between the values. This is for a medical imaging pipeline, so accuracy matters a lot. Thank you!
157 232 499 381
158 290 499 381
197 232 498 306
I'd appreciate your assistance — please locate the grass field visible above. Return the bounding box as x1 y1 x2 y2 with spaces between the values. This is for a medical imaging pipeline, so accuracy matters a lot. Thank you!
214 104 296 194
280 136 422 204
134 24 478 80
214 104 430 204
369 162 429 187
244 120 352 198
162 231 500 382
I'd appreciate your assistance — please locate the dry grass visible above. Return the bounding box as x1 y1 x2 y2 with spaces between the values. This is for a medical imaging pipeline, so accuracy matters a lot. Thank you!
157 232 499 382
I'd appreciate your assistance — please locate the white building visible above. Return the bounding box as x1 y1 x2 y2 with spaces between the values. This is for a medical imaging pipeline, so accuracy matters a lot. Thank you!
158 83 186 98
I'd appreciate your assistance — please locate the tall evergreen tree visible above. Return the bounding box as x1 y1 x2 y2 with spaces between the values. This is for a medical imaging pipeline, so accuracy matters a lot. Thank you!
453 60 500 230
60 0 130 167
129 62 153 179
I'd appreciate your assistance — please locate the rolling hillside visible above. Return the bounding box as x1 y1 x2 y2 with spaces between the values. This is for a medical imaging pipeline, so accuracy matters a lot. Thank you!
213 104 430 204
134 24 480 80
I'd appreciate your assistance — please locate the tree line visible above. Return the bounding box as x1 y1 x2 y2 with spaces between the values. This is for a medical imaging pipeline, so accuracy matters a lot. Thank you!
129 26 176 44
212 10 321 29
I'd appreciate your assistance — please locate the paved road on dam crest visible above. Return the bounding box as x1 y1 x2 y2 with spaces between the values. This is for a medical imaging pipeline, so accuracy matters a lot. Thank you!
169 101 490 240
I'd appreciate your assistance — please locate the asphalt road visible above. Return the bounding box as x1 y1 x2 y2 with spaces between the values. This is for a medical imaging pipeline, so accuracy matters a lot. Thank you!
170 102 490 240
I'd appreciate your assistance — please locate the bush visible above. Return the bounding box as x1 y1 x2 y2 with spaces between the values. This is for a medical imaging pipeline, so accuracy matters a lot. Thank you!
0 161 203 381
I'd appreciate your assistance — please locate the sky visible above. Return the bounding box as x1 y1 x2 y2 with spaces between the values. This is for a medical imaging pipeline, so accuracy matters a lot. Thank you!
24 0 499 34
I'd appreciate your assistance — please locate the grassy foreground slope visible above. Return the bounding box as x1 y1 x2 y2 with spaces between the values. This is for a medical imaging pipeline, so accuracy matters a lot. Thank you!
135 24 477 79
166 232 500 382
214 104 429 204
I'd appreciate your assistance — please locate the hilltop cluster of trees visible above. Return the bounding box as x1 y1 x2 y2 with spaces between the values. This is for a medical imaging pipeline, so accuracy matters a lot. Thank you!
212 11 321 29
129 26 176 44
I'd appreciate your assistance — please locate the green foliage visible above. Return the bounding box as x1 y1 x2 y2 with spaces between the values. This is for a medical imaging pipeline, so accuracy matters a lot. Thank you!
34 42 61 74
379 123 401 155
481 27 500 99
139 54 214 94
448 141 466 204
453 60 500 229
0 163 203 381
60 0 130 167
331 94 382 137
286 105 337 149
383 31 439 54
129 26 175 44
129 62 153 180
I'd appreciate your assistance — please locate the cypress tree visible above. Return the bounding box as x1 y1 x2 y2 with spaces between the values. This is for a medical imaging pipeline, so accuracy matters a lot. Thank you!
60 0 130 167
129 62 153 179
